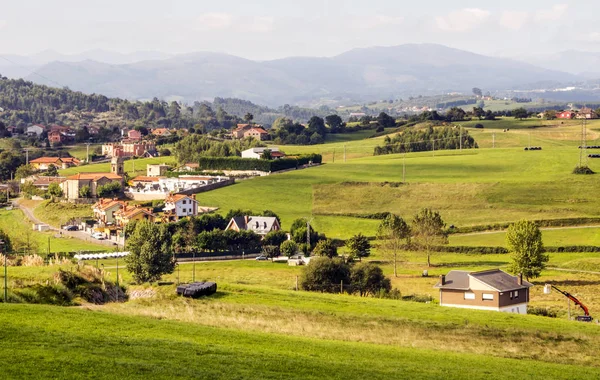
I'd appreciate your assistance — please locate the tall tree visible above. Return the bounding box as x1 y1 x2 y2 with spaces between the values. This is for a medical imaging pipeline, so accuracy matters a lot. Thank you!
345 233 371 261
376 112 396 128
125 220 175 283
244 113 254 123
513 107 529 120
506 220 547 280
472 87 483 97
377 214 411 277
312 239 337 258
411 208 447 267
325 114 344 133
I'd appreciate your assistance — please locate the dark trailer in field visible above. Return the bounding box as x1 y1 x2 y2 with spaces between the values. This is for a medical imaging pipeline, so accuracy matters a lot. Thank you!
176 282 217 298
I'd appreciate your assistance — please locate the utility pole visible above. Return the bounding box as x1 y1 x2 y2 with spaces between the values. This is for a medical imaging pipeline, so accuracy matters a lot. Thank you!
528 132 531 150
85 143 91 163
24 149 29 165
192 251 196 282
47 236 50 256
116 257 119 303
492 132 495 148
1 240 6 303
432 139 435 157
459 126 462 151
332 148 335 163
343 144 346 163
306 220 311 248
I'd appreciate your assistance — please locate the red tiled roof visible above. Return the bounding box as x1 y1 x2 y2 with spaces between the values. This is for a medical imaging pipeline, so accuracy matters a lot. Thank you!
165 194 196 204
66 173 123 181
245 127 268 134
131 176 162 182
30 157 62 164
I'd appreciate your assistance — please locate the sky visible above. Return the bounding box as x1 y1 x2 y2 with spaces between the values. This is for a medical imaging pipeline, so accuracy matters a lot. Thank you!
0 0 598 60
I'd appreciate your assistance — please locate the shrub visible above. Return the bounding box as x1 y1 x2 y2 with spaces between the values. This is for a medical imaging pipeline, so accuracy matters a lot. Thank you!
528 306 558 318
79 185 91 198
350 262 391 296
300 257 350 293
573 166 595 175
312 239 338 258
97 182 121 198
280 240 299 257
474 123 484 129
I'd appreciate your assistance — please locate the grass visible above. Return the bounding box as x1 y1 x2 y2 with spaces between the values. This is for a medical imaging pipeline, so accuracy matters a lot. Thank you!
450 227 600 248
0 208 105 254
33 200 94 227
3 304 599 379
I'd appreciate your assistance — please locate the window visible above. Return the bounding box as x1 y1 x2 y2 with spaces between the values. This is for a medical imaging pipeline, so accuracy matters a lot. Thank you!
482 293 494 301
514 290 519 299
464 292 475 300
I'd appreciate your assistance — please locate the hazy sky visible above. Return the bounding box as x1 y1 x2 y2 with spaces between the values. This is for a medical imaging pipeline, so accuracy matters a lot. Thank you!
0 0 597 59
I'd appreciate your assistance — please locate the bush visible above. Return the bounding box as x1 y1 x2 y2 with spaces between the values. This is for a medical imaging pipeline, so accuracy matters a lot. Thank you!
300 257 350 293
96 182 121 198
528 306 558 318
79 185 91 198
280 240 299 257
312 239 338 258
573 166 595 175
474 123 484 129
350 262 391 296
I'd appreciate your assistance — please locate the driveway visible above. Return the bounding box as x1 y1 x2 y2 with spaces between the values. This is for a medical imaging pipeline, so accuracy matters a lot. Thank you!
14 198 117 248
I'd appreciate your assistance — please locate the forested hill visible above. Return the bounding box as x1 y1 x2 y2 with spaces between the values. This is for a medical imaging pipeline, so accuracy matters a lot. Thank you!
0 76 332 129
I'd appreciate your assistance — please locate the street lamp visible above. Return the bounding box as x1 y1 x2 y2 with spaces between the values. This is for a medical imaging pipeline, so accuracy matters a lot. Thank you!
1 240 6 303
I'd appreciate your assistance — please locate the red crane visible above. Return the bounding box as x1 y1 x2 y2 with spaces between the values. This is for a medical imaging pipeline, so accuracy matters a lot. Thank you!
551 285 593 322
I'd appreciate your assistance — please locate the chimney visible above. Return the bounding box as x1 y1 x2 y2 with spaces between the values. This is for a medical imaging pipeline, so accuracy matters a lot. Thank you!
518 273 523 286
440 275 446 286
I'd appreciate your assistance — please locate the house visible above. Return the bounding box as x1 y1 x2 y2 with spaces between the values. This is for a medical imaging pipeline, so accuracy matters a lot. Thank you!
30 157 80 171
434 269 533 314
60 157 124 200
147 164 170 177
577 107 598 119
128 130 143 141
130 176 162 188
102 141 156 158
26 124 46 137
163 194 198 221
556 111 575 119
22 176 67 191
151 128 172 137
180 163 200 172
231 124 252 139
241 147 284 160
243 127 269 141
92 198 127 225
114 204 155 227
226 216 281 236
48 131 67 145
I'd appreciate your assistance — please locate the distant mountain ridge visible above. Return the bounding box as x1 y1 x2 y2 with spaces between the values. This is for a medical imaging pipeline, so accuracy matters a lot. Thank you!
0 44 586 106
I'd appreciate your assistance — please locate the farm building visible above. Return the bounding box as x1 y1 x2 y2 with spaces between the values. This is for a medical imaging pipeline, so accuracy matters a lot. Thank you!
434 269 532 314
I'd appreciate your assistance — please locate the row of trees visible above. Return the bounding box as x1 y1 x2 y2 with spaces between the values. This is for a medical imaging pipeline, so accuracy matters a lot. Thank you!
174 134 264 163
374 126 477 155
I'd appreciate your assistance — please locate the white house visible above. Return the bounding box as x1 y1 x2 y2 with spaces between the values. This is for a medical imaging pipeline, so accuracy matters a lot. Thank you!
241 147 285 160
163 194 198 221
26 124 46 137
147 164 170 177
226 216 281 236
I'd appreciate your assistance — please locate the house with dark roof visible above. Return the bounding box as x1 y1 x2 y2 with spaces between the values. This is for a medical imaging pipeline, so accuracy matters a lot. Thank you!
434 269 533 314
226 216 280 236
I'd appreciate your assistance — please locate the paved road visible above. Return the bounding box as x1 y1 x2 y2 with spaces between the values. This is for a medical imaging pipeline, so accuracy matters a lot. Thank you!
14 198 117 248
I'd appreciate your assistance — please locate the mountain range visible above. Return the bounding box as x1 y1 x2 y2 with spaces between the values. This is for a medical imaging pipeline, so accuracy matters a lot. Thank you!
0 44 596 107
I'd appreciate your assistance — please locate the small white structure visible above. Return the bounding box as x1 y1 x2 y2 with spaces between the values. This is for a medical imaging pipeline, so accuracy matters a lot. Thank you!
163 194 198 221
226 216 281 236
147 164 170 177
241 147 284 160
26 124 45 137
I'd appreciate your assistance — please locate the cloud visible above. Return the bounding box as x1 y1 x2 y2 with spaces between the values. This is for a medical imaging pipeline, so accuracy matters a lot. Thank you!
436 8 490 32
535 4 569 22
355 15 404 30
195 12 234 31
194 13 274 33
246 16 275 33
499 11 529 31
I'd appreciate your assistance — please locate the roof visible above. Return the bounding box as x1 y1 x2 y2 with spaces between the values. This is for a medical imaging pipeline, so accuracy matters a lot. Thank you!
270 151 285 157
115 205 154 219
245 127 268 134
152 128 171 135
434 271 470 290
242 147 280 154
66 173 122 181
93 198 127 211
31 176 66 186
229 216 279 235
165 194 197 204
184 163 199 168
30 157 62 164
469 269 533 291
435 269 533 291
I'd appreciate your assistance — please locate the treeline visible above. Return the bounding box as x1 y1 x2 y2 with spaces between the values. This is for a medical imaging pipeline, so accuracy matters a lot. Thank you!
174 135 264 163
374 126 477 155
195 154 322 172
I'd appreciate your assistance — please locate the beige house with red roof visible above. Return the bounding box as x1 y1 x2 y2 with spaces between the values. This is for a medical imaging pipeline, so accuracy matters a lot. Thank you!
163 194 198 221
114 204 155 227
92 198 128 225
243 127 269 141
61 173 123 200
151 128 172 137
30 157 80 171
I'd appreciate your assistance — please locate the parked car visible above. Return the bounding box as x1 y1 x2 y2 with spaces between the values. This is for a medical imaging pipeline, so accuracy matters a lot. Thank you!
63 225 78 231
91 232 105 240
255 255 268 261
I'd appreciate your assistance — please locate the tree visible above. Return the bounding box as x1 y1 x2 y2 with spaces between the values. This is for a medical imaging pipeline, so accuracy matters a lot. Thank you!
377 214 410 277
79 185 91 198
15 164 36 180
244 113 254 123
260 149 272 160
308 116 327 136
46 164 59 177
325 114 344 133
513 107 529 120
97 182 121 198
350 263 391 296
300 257 350 293
543 110 556 120
0 228 13 254
506 220 548 280
377 112 396 128
411 208 448 267
472 107 485 120
309 132 324 145
312 239 337 258
263 230 288 248
472 87 483 97
261 210 281 225
125 220 175 283
280 240 298 257
345 233 371 261
46 183 63 198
